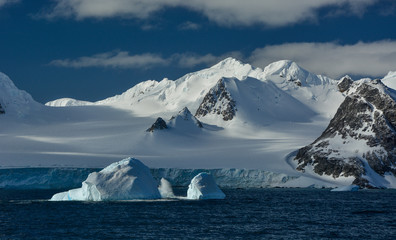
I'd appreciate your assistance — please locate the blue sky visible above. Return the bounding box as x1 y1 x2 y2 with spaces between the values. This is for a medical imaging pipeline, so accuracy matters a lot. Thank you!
0 0 396 103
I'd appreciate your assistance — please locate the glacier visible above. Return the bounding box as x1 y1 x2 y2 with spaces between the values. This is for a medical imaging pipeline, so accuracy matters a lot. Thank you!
151 168 298 188
0 168 99 189
1 167 299 190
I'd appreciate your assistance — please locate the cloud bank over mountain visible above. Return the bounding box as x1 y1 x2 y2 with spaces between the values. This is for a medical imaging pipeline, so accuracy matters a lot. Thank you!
43 0 378 27
50 40 396 78
249 41 396 78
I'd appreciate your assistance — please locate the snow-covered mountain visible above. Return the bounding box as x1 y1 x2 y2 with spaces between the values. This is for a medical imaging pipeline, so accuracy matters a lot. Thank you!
293 79 396 188
195 77 316 127
0 72 40 117
45 57 344 125
2 57 396 188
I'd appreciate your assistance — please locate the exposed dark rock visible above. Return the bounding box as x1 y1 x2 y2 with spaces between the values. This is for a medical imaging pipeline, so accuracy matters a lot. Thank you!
0 103 4 114
147 107 203 132
294 80 396 188
195 78 237 121
338 76 353 92
146 117 168 132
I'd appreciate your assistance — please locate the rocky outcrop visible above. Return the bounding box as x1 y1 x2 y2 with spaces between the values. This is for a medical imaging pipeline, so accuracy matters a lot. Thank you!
0 103 5 114
294 79 396 187
146 117 168 132
338 76 353 92
146 107 203 132
195 78 236 121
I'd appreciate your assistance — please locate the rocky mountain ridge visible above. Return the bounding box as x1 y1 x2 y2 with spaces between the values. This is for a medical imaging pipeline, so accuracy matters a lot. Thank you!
195 78 237 121
147 107 203 132
294 79 396 187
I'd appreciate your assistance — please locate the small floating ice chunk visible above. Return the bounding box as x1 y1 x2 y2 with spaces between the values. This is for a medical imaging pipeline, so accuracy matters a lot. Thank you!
331 185 359 192
187 172 225 200
50 157 161 201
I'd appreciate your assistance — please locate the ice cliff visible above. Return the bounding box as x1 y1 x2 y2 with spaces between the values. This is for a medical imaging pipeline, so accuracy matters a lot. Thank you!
1 167 298 190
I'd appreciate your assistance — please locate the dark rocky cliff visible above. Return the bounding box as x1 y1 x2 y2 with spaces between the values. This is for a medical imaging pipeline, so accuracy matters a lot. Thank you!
0 103 5 114
195 78 236 121
146 117 168 132
294 79 396 187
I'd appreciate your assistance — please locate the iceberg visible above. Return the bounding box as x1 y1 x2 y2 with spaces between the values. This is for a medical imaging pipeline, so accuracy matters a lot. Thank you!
158 178 175 198
331 185 359 192
51 157 161 201
187 172 225 200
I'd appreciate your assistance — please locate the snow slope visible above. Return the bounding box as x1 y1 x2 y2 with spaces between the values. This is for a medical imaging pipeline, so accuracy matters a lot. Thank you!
0 59 342 174
0 72 40 117
46 98 93 107
382 71 396 90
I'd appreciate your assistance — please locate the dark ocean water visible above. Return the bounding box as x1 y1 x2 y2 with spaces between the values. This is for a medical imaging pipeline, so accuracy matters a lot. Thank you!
1 188 396 240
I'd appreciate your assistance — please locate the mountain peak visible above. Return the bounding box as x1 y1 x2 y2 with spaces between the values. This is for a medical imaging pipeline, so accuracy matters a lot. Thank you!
338 76 354 92
0 72 37 115
146 117 168 132
262 60 328 87
263 60 306 77
177 107 193 118
195 78 237 121
210 57 254 72
169 107 203 128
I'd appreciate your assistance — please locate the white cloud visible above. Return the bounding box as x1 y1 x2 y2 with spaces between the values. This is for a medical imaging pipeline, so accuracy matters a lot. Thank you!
49 41 396 78
173 51 243 67
49 51 243 69
178 21 201 31
0 0 19 8
49 51 168 69
249 41 396 78
172 53 218 68
44 0 179 20
43 0 378 27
